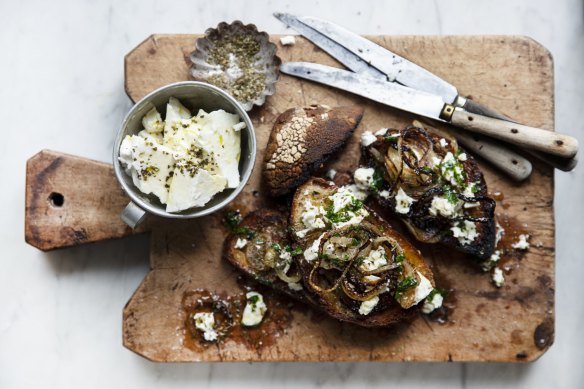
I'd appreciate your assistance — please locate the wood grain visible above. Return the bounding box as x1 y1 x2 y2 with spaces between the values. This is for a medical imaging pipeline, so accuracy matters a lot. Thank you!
26 34 556 362
25 150 148 250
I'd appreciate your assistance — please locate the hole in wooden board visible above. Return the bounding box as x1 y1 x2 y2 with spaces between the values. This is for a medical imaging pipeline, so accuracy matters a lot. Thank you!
468 116 474 122
48 192 64 207
511 128 519 134
512 159 518 165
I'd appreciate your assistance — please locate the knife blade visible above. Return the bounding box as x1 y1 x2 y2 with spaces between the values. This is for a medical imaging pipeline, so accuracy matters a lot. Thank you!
294 15 459 105
281 62 579 159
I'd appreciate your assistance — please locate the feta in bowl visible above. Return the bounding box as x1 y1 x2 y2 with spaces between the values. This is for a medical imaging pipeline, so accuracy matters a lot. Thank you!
113 81 256 227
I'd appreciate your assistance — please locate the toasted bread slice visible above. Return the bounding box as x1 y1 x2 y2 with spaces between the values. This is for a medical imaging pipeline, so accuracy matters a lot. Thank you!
263 105 364 196
289 178 435 327
360 125 496 259
223 209 311 303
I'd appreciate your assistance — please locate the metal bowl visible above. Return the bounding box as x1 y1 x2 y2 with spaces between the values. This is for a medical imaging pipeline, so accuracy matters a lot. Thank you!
190 21 281 111
113 81 256 227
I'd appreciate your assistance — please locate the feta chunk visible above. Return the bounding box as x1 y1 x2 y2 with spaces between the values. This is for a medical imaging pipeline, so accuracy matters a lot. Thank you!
197 109 242 188
358 296 380 315
395 187 415 214
414 272 434 304
495 223 505 246
429 196 459 217
439 138 448 147
342 184 369 201
235 238 247 249
304 233 325 262
492 267 505 287
241 292 267 327
166 168 227 212
359 246 388 272
301 199 326 232
280 35 296 45
360 131 377 146
233 121 246 131
163 97 192 138
512 234 530 250
375 128 389 136
450 220 478 245
142 107 164 134
457 153 468 161
193 312 218 342
481 250 501 271
422 291 444 314
353 167 375 190
119 135 175 204
379 190 391 199
325 169 337 180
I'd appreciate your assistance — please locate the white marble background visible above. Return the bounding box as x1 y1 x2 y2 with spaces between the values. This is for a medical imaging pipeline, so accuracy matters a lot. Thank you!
1 0 583 387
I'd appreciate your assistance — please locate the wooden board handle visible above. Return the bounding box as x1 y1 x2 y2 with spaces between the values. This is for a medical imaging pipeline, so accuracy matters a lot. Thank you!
25 150 148 251
451 108 578 159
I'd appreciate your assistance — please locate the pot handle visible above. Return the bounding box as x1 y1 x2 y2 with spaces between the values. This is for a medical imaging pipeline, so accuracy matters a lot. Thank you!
121 201 147 228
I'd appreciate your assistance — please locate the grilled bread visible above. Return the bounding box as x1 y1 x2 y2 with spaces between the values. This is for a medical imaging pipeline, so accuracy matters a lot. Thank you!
223 209 309 302
289 178 435 327
263 105 364 196
360 125 496 259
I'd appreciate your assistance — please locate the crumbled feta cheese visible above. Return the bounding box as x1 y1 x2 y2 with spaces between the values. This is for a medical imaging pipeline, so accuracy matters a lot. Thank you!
358 296 379 315
342 184 369 201
439 138 448 147
364 275 381 282
512 234 530 250
241 292 267 327
492 267 505 287
304 233 325 262
450 220 478 245
379 190 391 199
280 35 296 45
375 128 391 136
395 187 415 214
481 250 501 271
463 182 478 198
360 131 377 146
457 153 468 161
422 291 444 314
414 272 433 304
234 238 247 249
287 282 303 291
440 152 465 187
359 246 388 272
193 312 218 341
495 223 505 246
429 196 459 217
325 169 337 180
353 167 375 190
301 199 326 231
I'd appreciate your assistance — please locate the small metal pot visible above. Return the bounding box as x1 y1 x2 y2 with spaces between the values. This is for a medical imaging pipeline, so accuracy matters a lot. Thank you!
113 81 256 228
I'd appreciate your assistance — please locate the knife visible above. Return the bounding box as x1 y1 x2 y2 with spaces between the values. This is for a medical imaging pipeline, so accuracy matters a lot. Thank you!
277 13 507 118
275 13 578 172
281 62 578 159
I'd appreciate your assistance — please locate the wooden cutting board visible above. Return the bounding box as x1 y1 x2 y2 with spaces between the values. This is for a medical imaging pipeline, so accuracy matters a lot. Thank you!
25 34 555 362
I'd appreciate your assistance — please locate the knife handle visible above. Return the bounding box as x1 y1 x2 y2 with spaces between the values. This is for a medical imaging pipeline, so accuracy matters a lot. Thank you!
449 107 578 159
452 131 532 181
462 99 578 171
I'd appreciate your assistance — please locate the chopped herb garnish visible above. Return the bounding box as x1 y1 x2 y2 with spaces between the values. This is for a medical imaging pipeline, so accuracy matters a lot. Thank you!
271 243 281 252
395 252 405 263
369 168 385 193
222 210 243 231
394 276 418 299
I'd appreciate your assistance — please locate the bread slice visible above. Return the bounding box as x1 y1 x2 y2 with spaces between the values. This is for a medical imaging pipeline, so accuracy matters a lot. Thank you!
289 178 435 327
360 125 496 260
263 105 364 196
223 209 311 303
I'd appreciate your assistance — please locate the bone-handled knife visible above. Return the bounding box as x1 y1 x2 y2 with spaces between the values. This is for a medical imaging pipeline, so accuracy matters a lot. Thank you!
280 62 578 159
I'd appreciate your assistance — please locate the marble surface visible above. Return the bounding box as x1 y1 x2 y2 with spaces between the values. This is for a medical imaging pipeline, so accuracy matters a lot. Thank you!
1 0 583 387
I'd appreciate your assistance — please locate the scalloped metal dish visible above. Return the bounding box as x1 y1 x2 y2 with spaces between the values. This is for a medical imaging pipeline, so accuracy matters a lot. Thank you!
190 21 281 111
